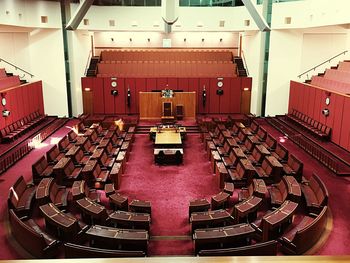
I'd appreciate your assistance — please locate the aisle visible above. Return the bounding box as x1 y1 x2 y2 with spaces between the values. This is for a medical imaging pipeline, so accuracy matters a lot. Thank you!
119 134 219 255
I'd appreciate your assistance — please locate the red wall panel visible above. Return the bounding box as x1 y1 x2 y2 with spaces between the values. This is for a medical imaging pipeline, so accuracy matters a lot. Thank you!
103 78 116 114
146 78 157 91
93 78 105 114
339 98 350 149
325 93 335 129
125 78 137 114
188 78 200 113
199 78 210 114
331 94 344 145
230 78 241 113
319 90 327 125
209 78 220 113
307 87 315 117
219 78 232 113
178 78 189 92
302 85 310 114
156 78 168 90
313 88 322 122
114 78 126 114
167 78 178 90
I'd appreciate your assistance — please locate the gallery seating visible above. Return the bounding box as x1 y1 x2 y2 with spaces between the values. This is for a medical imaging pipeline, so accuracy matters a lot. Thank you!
301 173 328 214
261 134 276 151
227 159 256 187
287 109 331 140
8 176 36 216
198 240 278 256
32 156 54 184
247 120 259 134
69 146 90 165
222 147 246 168
91 148 115 170
35 177 69 208
58 136 74 153
268 177 288 207
8 209 60 258
71 180 100 202
271 143 288 163
280 206 328 254
282 154 303 182
46 145 65 164
64 243 145 258
239 178 267 201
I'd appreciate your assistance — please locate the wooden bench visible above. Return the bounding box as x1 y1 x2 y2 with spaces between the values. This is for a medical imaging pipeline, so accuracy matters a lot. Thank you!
280 206 328 254
198 240 278 256
301 173 328 214
8 209 60 258
8 176 36 216
64 242 145 258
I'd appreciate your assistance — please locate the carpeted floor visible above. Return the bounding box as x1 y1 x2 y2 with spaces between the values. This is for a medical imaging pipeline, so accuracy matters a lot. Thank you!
0 118 350 258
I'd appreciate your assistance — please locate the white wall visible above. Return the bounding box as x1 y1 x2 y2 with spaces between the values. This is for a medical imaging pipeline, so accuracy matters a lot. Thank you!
68 30 92 116
28 29 68 117
93 31 239 49
241 30 264 116
265 29 303 116
0 31 31 80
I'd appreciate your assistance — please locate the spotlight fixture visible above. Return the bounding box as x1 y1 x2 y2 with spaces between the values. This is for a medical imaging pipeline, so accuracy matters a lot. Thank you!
202 38 205 42
129 38 132 42
220 38 223 42
111 37 114 42
147 38 150 42
184 38 186 42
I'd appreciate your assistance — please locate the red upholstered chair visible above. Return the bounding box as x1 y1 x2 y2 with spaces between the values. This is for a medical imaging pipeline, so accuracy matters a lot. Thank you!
46 145 65 165
32 156 54 184
8 176 36 216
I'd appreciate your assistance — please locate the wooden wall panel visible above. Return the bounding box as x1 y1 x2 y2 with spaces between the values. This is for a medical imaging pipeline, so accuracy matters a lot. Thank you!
230 78 242 113
139 92 196 120
114 78 126 114
219 78 232 113
332 94 344 145
156 78 168 90
313 88 322 122
168 78 178 90
308 87 315 118
339 98 350 149
103 78 115 114
178 78 189 92
209 78 220 113
93 78 104 114
146 78 157 91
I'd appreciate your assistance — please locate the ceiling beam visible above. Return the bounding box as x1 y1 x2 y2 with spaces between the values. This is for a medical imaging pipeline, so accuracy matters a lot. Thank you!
66 0 94 30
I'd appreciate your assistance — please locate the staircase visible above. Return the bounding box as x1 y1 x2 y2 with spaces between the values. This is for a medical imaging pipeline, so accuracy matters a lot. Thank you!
6 72 28 84
233 56 248 77
86 56 99 77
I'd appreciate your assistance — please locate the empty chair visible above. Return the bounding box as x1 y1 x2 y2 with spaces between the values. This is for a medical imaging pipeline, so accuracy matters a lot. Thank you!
67 130 78 143
271 143 288 163
32 156 54 184
261 134 276 151
283 154 303 182
268 178 288 207
301 173 328 214
46 145 65 165
8 176 36 216
58 136 74 153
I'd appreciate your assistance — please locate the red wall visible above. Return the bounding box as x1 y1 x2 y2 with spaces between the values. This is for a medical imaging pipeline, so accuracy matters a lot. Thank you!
289 81 350 151
0 81 44 129
82 77 252 116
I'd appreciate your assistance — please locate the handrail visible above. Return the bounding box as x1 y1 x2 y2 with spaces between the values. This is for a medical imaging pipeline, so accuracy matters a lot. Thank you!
84 50 93 76
241 50 250 76
0 57 34 78
297 50 349 79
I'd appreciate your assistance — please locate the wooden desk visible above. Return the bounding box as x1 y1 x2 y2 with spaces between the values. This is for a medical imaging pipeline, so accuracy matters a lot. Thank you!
76 197 108 225
65 145 80 159
211 192 230 210
253 178 268 198
234 195 262 223
130 200 151 215
39 203 79 240
108 210 151 230
155 132 182 145
53 157 71 184
109 193 128 211
85 225 149 253
81 159 98 184
193 223 255 254
110 162 122 190
36 177 53 204
75 136 88 147
190 209 233 232
262 200 298 241
71 180 86 200
189 199 210 217
283 176 301 202
216 162 229 189
266 156 283 183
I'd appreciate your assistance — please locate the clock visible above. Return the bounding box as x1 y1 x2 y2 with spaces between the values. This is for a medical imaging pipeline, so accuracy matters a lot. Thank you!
325 97 330 106
1 97 6 106
111 81 117 88
217 81 223 88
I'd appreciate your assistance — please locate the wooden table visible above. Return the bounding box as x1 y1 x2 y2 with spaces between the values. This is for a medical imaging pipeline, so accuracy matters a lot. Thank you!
130 200 151 215
108 210 151 230
193 223 255 254
190 209 233 232
85 225 149 253
211 192 230 210
261 200 298 241
36 177 54 205
189 199 210 218
39 203 79 240
234 195 262 223
76 197 108 225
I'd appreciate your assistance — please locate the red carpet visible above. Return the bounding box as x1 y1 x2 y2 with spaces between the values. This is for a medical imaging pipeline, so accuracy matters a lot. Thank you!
118 134 219 255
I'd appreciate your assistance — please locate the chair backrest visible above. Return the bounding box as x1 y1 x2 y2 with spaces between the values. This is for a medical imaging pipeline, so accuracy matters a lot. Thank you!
67 130 77 141
266 134 276 149
8 176 26 207
32 156 46 175
163 102 172 117
276 143 288 160
46 145 59 163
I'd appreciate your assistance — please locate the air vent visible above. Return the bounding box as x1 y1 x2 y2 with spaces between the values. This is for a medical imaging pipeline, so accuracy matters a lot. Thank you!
41 16 48 23
285 17 292 24
244 20 250 27
109 20 115 27
83 18 89 25
219 20 225 27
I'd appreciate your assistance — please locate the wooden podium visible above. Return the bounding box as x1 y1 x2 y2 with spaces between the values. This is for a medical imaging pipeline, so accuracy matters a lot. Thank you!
139 92 196 120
